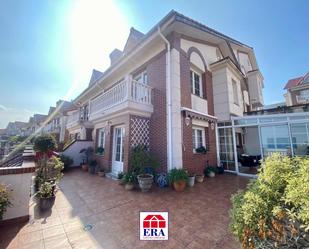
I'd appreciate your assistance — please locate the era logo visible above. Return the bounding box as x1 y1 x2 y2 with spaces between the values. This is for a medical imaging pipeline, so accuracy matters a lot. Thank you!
140 212 168 240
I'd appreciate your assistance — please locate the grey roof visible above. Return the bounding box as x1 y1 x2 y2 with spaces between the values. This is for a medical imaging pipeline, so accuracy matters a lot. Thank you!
89 69 104 86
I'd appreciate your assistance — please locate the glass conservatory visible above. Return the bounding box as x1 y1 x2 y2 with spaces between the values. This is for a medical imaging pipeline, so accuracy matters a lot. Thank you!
217 112 309 177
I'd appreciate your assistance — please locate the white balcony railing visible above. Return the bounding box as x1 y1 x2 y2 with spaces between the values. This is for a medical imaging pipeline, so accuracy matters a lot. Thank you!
67 111 80 128
89 79 153 119
296 95 309 103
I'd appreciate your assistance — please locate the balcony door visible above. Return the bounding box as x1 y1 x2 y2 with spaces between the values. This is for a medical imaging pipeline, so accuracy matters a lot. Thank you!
112 126 125 175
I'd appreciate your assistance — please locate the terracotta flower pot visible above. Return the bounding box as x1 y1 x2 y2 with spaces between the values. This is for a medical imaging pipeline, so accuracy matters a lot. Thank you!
82 164 88 171
196 175 204 183
125 183 134 191
173 180 186 192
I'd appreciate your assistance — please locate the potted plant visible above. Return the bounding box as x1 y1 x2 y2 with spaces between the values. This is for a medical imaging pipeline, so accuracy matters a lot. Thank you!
131 145 159 192
137 174 154 192
187 173 196 187
204 166 217 177
98 167 105 177
89 160 97 174
96 146 104 155
80 147 94 171
196 175 204 183
168 168 188 192
195 146 207 154
0 184 12 220
38 182 55 211
122 171 135 191
60 155 73 171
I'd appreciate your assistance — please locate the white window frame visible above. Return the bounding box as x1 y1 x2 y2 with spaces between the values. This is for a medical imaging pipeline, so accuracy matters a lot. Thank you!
97 128 105 149
192 126 206 152
190 69 203 97
232 79 239 105
134 70 148 85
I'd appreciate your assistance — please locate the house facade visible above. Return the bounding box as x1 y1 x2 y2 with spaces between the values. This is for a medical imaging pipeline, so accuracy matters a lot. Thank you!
284 71 309 106
65 11 264 176
41 100 75 145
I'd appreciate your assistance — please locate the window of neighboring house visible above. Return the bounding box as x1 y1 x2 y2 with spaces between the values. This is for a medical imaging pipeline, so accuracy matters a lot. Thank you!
97 128 105 149
192 126 206 152
232 79 239 105
190 69 203 97
134 70 148 85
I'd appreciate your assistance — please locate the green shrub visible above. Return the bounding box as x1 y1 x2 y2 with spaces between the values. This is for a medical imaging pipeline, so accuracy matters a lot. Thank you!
34 134 56 152
168 168 188 183
0 184 12 220
38 182 53 198
230 154 309 248
60 155 73 171
131 145 159 174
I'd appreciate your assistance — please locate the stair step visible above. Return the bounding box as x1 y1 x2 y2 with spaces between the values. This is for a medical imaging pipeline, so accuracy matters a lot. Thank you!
105 172 120 180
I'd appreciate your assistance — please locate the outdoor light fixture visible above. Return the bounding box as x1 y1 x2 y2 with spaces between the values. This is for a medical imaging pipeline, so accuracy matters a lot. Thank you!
185 117 191 126
211 122 215 130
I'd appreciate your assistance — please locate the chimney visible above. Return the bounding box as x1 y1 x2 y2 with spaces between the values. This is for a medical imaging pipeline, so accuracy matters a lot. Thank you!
109 49 122 65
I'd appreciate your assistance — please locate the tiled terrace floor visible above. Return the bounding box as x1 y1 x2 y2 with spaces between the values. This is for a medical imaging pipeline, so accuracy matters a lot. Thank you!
0 169 249 249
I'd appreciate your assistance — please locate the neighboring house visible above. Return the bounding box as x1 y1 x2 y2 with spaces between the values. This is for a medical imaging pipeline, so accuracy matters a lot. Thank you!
5 121 28 136
65 10 264 176
24 114 47 136
42 100 76 144
284 71 309 106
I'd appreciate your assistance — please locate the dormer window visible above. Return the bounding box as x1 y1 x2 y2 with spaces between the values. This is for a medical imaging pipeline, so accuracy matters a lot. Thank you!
134 70 148 85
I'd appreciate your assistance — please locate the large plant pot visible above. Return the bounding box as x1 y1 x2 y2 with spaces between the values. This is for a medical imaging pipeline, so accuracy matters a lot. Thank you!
196 175 204 183
188 176 195 187
39 196 55 211
125 183 134 191
98 171 105 177
88 166 96 174
82 164 88 171
208 171 215 178
173 180 186 192
137 174 154 192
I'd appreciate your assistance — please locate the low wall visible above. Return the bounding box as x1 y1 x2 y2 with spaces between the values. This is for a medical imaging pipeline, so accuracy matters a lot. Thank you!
62 140 93 167
0 158 35 224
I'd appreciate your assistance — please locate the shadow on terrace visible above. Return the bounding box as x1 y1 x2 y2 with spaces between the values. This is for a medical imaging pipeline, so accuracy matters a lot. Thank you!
0 168 248 249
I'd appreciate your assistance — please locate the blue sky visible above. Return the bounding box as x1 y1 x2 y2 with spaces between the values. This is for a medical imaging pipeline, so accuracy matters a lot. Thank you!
0 0 308 128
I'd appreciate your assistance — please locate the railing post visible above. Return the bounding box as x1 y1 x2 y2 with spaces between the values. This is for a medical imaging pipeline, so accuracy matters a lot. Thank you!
126 75 132 100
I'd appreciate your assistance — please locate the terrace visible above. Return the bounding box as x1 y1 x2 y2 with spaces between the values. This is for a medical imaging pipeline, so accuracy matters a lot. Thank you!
0 169 248 249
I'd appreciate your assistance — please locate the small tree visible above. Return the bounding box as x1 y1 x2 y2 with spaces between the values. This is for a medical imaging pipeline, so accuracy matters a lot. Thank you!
34 134 56 153
131 145 158 174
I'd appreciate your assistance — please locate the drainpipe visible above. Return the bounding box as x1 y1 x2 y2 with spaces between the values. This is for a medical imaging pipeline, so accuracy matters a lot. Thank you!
157 26 173 171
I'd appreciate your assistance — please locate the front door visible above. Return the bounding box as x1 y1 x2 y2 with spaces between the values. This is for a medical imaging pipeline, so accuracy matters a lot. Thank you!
112 126 125 175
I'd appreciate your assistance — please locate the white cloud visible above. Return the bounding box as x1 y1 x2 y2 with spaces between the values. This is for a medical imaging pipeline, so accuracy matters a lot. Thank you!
0 105 34 128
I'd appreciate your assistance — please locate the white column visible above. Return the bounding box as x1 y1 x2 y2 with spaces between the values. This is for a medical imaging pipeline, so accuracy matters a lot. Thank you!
170 48 183 169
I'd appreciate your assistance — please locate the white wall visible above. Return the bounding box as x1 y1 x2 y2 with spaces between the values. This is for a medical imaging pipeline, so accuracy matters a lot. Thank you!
180 38 221 68
170 48 183 169
0 172 33 221
227 67 244 117
191 95 208 114
212 67 230 121
62 141 94 166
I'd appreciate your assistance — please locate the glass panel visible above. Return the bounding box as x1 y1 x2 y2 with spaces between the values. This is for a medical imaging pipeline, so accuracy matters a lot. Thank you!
291 123 309 156
218 128 236 171
194 73 200 96
260 125 291 157
259 117 287 123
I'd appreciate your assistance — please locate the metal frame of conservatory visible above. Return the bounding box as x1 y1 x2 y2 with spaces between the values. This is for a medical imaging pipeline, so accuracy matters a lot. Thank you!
216 112 309 177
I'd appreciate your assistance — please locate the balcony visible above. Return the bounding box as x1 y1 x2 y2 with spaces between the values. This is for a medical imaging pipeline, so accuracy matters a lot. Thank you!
89 79 153 121
296 95 309 104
